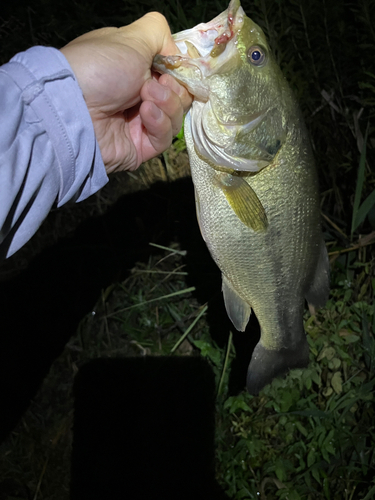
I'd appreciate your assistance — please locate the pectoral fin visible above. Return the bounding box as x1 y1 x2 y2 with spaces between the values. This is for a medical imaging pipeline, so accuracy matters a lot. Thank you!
222 275 252 332
217 174 268 231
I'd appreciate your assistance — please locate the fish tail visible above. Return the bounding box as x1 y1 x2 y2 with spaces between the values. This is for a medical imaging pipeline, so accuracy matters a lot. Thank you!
246 334 309 395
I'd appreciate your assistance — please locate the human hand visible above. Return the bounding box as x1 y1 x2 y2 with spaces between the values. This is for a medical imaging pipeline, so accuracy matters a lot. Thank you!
60 13 192 174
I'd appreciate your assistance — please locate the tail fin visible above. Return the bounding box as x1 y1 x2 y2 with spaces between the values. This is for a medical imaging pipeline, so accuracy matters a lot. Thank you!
246 336 310 395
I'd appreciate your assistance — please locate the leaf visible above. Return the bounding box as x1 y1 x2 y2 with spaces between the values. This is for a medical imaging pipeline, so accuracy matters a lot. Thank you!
173 138 187 153
286 409 332 419
317 346 336 361
323 477 331 500
323 430 336 456
328 357 341 370
323 387 333 397
275 459 286 482
304 375 312 390
362 483 375 500
368 205 375 229
176 120 185 140
307 449 316 467
311 466 321 484
295 421 308 437
331 372 343 394
362 312 374 372
224 396 252 414
335 393 359 412
343 334 360 344
304 471 312 490
289 490 302 500
354 188 375 231
311 369 322 387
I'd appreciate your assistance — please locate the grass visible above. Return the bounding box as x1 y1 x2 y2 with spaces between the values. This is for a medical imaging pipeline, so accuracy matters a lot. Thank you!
0 246 204 499
214 277 375 499
1 243 374 499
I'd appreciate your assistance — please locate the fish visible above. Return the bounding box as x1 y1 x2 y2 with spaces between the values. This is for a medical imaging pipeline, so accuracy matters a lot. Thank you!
153 0 329 394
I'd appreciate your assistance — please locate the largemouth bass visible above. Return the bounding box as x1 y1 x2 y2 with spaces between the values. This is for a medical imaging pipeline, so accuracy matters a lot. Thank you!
153 0 329 394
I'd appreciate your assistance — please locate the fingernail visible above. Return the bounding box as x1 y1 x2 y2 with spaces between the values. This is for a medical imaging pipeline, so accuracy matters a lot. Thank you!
148 81 168 101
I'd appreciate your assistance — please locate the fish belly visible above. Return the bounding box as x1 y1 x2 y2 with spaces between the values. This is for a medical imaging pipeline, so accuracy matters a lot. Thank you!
185 113 328 393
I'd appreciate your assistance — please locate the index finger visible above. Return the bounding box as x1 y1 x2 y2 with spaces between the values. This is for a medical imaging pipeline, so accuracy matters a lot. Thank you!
120 12 180 65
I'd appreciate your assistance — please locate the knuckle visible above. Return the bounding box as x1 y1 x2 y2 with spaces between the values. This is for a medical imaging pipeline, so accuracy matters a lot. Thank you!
144 12 169 28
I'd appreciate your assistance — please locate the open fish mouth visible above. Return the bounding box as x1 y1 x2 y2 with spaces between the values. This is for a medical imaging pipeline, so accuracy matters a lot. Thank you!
173 0 244 59
153 0 245 101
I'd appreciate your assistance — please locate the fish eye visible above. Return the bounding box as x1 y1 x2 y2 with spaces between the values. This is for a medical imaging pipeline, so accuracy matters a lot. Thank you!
247 46 267 67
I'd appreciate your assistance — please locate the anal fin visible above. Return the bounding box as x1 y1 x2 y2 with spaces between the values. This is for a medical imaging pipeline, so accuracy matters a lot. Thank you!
222 275 251 332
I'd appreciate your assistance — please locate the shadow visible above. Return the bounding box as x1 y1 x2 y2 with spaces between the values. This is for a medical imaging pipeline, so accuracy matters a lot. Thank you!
0 177 256 441
71 357 229 500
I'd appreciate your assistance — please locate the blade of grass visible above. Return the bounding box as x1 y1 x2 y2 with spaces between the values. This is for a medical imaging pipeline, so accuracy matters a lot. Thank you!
106 287 196 317
328 231 375 256
321 212 348 240
354 189 375 232
170 304 208 353
351 122 370 237
149 242 187 256
280 409 332 419
362 311 372 373
217 330 233 397
362 483 375 500
133 270 188 275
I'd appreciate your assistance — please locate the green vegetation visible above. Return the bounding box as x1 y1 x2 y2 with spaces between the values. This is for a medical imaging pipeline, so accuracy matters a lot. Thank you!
1 0 375 498
1 244 374 499
214 278 375 499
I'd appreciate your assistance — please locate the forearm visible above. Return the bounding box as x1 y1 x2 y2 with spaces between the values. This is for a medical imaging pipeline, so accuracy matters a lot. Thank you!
0 46 108 258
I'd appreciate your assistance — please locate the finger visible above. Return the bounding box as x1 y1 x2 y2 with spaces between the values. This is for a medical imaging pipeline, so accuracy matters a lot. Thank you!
139 100 173 159
142 12 178 56
122 12 178 64
141 79 183 136
158 73 192 113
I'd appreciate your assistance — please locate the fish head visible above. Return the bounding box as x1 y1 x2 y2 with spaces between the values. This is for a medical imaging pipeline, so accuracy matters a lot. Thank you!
153 0 292 172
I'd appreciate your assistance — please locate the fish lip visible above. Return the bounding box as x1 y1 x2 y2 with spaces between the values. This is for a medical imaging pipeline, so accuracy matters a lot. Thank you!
173 0 245 71
152 53 209 101
153 54 203 77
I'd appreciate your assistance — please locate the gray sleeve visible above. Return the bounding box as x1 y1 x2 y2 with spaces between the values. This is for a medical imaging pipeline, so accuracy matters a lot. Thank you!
0 46 109 258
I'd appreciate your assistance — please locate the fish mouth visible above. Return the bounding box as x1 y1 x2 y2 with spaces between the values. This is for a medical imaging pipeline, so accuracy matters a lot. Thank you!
152 0 245 101
173 0 244 60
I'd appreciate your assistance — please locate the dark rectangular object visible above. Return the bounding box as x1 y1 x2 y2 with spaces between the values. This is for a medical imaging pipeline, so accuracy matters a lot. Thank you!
71 356 228 500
